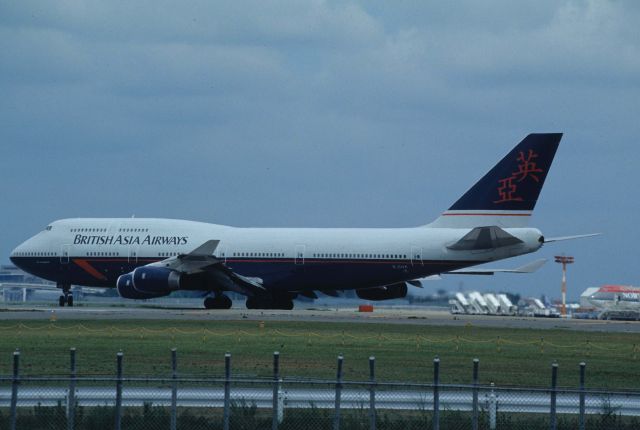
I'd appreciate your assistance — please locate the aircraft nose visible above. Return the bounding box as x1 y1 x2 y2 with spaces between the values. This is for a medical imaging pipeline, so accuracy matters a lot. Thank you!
9 249 20 268
9 242 27 269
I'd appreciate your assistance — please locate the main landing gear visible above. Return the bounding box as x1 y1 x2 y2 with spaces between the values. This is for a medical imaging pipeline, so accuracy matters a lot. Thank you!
57 283 73 307
204 294 232 310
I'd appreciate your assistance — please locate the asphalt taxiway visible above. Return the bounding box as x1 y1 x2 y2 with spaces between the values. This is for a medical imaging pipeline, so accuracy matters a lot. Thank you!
0 305 639 333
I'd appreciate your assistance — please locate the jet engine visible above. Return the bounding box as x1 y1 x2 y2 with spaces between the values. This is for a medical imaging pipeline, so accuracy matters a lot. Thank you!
116 273 171 299
356 282 408 301
116 266 182 300
132 266 181 294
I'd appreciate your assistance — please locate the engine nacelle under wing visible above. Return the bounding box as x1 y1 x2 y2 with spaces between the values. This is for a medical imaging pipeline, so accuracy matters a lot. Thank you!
132 266 181 294
356 283 408 301
116 273 171 299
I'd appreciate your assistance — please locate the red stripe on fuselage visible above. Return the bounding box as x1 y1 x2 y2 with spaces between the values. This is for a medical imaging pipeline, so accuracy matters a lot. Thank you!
72 259 109 281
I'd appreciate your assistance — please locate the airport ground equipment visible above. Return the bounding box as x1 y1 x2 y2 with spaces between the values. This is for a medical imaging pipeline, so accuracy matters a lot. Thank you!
448 292 557 317
468 292 489 314
449 292 471 314
518 297 560 317
483 293 501 314
497 294 517 315
449 298 467 314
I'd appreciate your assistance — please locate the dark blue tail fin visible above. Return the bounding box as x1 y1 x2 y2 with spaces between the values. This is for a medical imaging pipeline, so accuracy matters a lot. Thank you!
430 133 562 228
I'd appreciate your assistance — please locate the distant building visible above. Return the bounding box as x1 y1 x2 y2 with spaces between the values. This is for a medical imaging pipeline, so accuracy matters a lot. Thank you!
0 264 52 285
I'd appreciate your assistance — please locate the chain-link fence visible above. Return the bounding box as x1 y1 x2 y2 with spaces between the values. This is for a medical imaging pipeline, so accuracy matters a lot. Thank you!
1 349 639 430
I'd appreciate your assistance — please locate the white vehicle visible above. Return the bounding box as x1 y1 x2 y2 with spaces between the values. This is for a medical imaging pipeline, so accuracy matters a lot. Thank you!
10 134 595 309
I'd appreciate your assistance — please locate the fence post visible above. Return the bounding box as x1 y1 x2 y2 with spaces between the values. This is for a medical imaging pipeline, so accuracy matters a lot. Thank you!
223 352 231 430
171 348 178 430
68 348 76 430
579 362 586 430
488 382 496 430
115 351 123 430
550 362 558 430
433 356 440 430
333 354 344 430
472 358 479 430
369 356 376 430
272 351 281 430
9 349 20 430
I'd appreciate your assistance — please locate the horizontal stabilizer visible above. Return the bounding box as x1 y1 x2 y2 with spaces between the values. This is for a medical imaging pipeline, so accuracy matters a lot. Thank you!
447 258 547 275
544 233 601 243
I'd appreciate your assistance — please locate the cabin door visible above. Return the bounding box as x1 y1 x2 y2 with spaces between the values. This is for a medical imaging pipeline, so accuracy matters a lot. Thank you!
411 246 423 266
60 244 71 264
295 245 305 265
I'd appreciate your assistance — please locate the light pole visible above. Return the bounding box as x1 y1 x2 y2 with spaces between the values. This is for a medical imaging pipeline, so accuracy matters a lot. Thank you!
554 255 574 316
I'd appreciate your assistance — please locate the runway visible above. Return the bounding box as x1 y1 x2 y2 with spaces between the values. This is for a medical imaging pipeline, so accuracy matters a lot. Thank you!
1 305 639 333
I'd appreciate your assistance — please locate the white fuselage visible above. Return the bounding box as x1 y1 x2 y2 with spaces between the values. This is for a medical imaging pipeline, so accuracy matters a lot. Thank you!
10 218 544 293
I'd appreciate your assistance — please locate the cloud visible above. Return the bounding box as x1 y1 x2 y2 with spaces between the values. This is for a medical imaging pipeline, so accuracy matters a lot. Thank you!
1 1 639 296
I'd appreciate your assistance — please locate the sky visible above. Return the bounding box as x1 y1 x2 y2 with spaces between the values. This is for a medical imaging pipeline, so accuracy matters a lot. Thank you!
1 1 639 300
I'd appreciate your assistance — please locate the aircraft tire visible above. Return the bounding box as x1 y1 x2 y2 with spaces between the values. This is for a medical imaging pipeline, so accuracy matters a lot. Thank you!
219 295 232 309
275 299 294 310
204 296 232 310
58 296 65 307
245 298 257 309
246 297 268 309
204 297 217 309
67 295 73 307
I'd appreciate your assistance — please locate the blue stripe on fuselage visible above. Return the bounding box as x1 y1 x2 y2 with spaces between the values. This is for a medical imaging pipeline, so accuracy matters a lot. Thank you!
9 256 482 291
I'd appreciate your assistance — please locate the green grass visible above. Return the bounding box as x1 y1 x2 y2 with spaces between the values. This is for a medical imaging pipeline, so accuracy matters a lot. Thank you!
6 406 640 430
1 319 639 389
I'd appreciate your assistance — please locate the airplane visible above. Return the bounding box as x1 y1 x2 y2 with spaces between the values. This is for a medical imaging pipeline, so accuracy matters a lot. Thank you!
9 133 597 309
588 285 640 313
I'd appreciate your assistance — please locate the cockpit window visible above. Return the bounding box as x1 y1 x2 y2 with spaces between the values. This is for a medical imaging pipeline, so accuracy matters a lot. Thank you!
45 226 52 231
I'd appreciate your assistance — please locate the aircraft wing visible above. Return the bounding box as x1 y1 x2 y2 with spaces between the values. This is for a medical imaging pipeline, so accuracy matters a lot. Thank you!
446 258 547 275
157 240 222 273
152 240 266 295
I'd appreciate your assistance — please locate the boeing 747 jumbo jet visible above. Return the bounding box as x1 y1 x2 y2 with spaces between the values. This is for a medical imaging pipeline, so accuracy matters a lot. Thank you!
10 133 595 309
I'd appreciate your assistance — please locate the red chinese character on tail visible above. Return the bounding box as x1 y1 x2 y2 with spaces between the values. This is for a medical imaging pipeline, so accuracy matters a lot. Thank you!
493 149 544 203
512 149 543 182
494 177 523 204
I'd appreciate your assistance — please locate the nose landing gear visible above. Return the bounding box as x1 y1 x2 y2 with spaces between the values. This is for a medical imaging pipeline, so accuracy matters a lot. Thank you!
57 283 73 307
